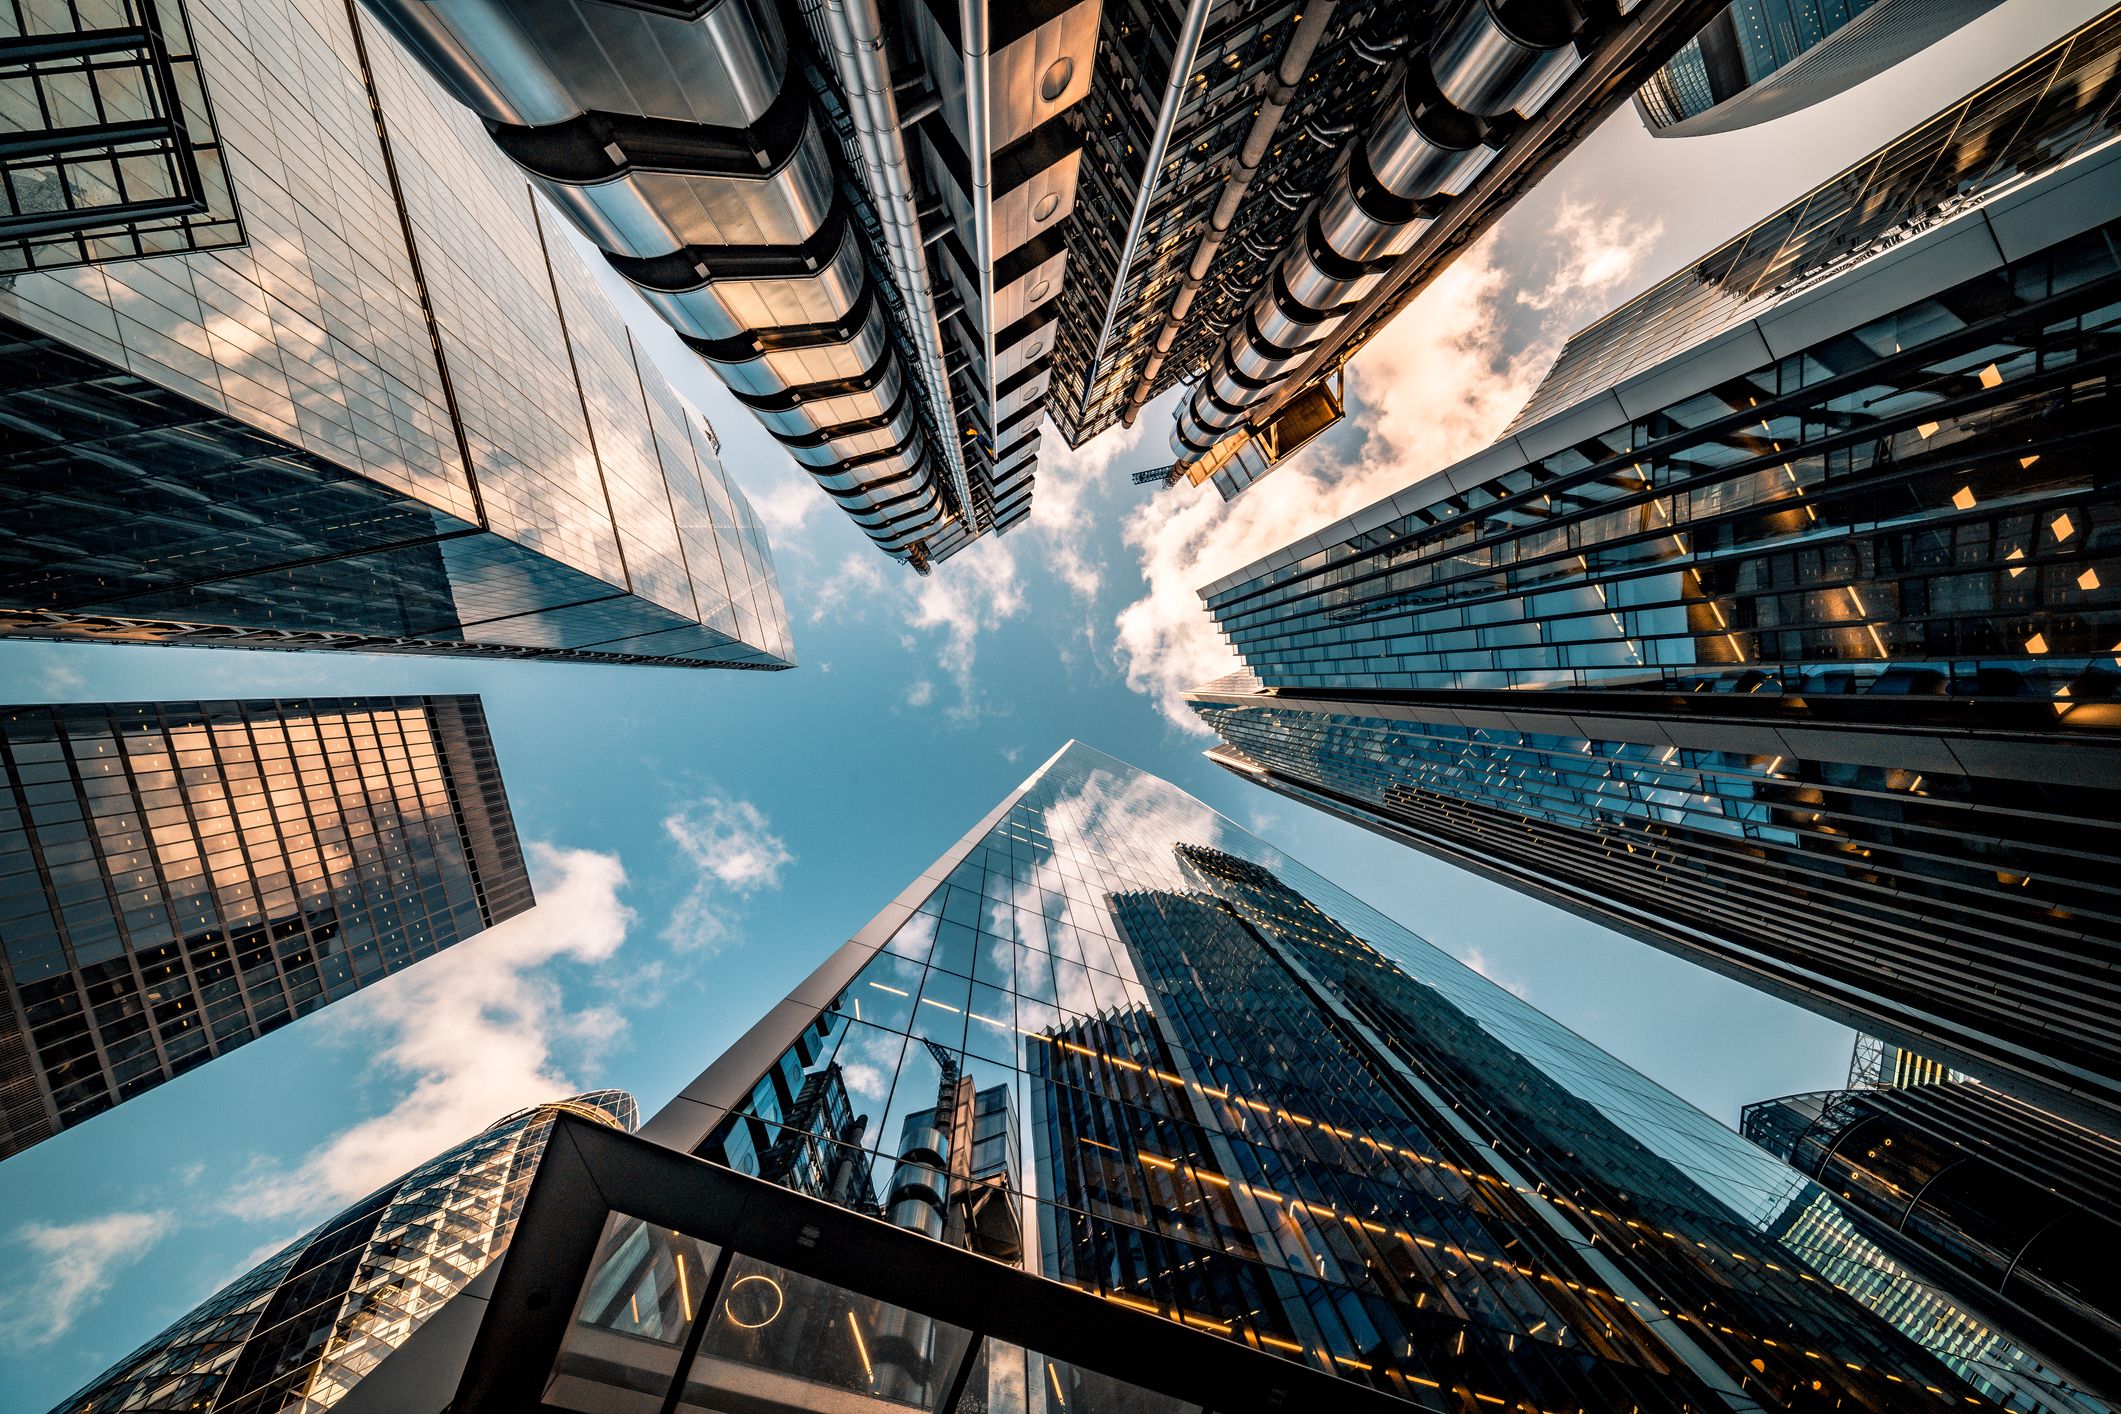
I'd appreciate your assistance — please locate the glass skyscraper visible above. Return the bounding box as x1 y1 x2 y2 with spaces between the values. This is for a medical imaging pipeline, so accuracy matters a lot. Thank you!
0 695 532 1160
338 742 2104 1414
0 0 791 669
1743 1077 2121 1396
49 1090 638 1414
1635 0 2004 138
1190 12 2121 1130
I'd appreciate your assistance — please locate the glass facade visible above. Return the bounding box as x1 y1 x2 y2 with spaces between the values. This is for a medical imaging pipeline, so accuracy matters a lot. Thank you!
1634 0 2002 138
1541 12 2120 427
0 0 245 274
0 695 532 1160
1742 1080 2121 1396
1762 1193 2101 1414
1189 18 2121 1131
0 0 791 669
675 741 2091 1412
48 1090 638 1414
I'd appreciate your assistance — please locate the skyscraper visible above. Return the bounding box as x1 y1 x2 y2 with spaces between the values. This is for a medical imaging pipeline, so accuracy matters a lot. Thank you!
1189 11 2121 1128
364 0 1738 555
0 0 792 669
1635 0 2005 138
0 695 532 1161
1154 0 1747 499
1743 1076 2121 1397
49 1090 639 1414
336 742 2098 1413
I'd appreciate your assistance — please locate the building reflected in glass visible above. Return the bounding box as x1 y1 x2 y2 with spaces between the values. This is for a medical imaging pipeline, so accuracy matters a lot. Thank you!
48 1091 638 1414
0 0 790 670
1635 0 2003 138
1190 12 2121 1130
639 742 2093 1412
1744 1076 2121 1396
0 696 531 1160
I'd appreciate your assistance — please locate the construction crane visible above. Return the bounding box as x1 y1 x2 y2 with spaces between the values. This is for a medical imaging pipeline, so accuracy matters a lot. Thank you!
1131 463 1184 489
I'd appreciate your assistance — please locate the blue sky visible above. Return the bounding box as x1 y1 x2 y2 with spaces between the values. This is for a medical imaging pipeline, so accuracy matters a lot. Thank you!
0 3 2093 1404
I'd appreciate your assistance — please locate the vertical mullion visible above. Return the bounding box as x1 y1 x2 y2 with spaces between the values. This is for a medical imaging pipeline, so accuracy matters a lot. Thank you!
932 1330 986 1414
655 1241 735 1414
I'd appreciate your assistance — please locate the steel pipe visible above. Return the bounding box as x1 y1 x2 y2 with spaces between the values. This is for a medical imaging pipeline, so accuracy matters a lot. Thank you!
1174 0 1578 456
1076 0 1217 422
1122 1 1338 422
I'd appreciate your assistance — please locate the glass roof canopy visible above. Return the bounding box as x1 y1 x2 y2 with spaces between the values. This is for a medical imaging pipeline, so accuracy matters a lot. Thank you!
453 1111 1428 1414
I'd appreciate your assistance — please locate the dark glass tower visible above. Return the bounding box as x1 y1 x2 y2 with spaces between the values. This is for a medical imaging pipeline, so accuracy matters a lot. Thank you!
1743 1078 2121 1398
0 695 532 1160
369 742 2107 1414
1190 12 2121 1130
49 1090 638 1414
1635 0 2004 138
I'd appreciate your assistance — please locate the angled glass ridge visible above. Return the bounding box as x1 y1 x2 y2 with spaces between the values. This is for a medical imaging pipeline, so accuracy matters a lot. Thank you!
600 742 2091 1414
1189 6 2121 1136
0 0 791 668
49 1091 638 1414
0 695 533 1160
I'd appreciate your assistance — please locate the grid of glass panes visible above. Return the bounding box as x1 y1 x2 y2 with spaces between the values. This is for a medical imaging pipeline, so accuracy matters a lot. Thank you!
702 745 2055 1413
53 1092 635 1414
1770 1194 2093 1414
1510 10 2121 430
1190 693 2121 1057
0 0 243 273
0 697 519 1151
1206 223 2121 709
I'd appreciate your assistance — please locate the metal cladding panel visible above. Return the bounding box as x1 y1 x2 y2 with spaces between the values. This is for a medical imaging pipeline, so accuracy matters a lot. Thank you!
992 141 1082 257
979 0 1102 151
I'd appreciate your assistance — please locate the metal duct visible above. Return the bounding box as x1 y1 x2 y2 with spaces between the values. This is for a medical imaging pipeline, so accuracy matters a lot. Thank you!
1074 0 1216 423
1173 0 1581 459
1119 1 1338 429
361 0 955 565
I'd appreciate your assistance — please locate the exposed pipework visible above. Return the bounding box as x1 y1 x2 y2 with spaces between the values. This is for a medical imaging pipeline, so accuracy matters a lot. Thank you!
960 0 999 531
1078 0 1217 424
1171 0 1583 458
817 0 974 517
1119 0 1339 428
360 0 955 564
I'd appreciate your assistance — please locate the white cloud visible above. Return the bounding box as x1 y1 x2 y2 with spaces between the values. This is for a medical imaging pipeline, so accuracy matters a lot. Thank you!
1025 407 1157 601
663 792 794 952
1453 944 1530 1000
1513 198 1665 315
743 476 825 543
905 679 936 708
0 1210 167 1348
905 536 1025 724
39 658 86 695
1113 240 1541 729
805 553 890 625
1112 200 1664 731
224 845 634 1221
